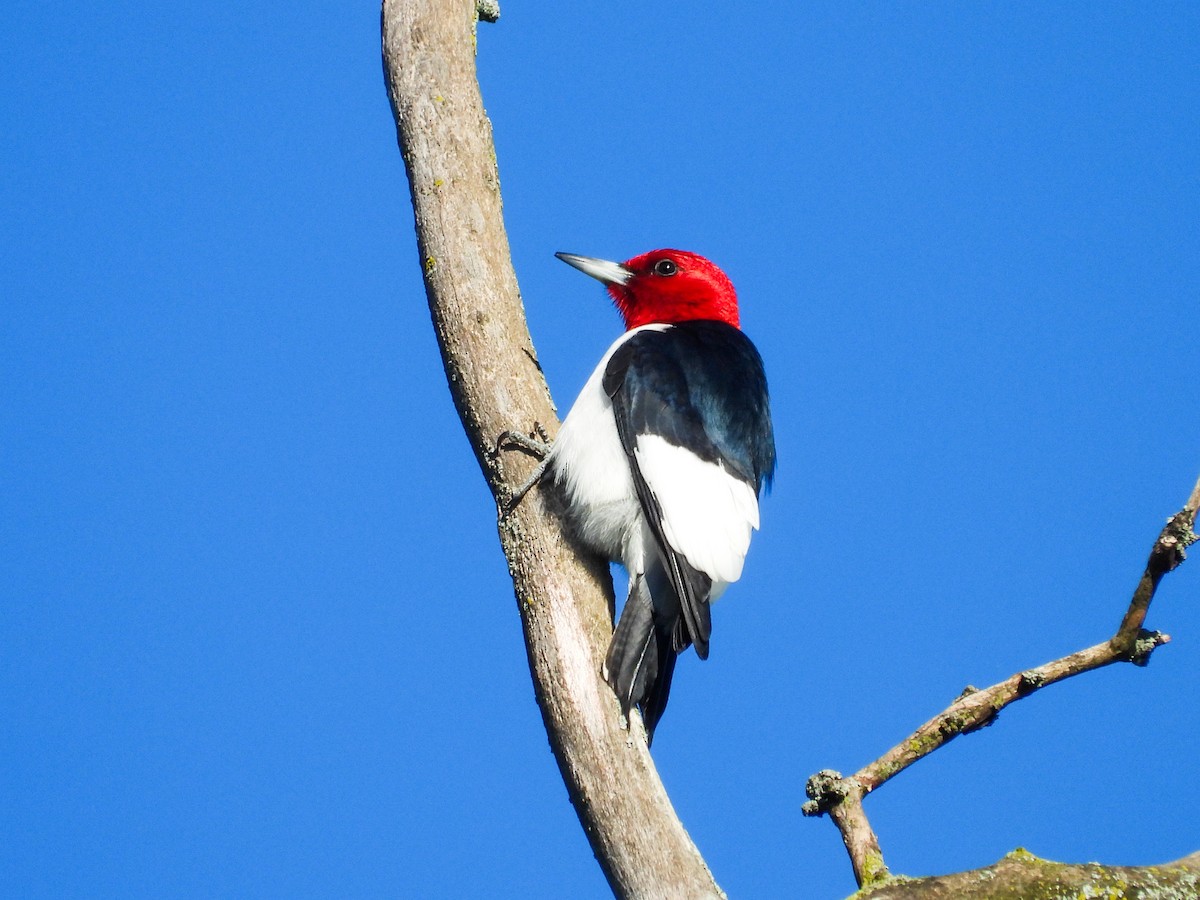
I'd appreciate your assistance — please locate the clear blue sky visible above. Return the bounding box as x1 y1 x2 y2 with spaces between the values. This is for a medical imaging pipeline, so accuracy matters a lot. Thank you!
4 3 1198 897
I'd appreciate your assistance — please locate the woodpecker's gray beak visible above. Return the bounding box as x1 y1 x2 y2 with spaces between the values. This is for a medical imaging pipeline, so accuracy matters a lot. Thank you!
555 252 634 286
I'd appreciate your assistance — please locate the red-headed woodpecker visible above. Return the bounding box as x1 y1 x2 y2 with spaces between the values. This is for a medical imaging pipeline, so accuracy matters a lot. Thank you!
505 249 775 744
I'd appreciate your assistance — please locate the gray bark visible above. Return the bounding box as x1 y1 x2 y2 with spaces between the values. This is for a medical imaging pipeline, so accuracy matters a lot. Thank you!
855 850 1200 899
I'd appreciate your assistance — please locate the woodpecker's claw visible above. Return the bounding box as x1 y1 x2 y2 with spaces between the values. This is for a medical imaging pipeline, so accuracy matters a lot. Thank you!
495 427 553 514
494 427 551 461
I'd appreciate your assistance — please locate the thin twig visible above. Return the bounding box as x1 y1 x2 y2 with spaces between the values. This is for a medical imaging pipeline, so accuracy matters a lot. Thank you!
1114 473 1200 648
803 474 1200 888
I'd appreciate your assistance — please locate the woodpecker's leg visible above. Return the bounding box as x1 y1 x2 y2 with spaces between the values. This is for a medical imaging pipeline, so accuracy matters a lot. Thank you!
494 426 553 513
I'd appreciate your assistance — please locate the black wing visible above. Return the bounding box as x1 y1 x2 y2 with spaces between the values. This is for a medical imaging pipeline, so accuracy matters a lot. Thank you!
603 321 776 658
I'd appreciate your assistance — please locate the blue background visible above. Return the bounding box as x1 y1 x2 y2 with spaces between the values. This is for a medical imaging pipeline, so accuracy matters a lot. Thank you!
4 3 1198 897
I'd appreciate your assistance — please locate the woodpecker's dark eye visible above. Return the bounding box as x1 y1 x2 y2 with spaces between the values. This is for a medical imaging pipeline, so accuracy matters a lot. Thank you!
653 259 678 277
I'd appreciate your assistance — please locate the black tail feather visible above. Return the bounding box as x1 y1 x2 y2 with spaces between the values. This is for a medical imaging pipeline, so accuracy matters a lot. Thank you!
603 576 659 723
672 566 711 658
638 643 677 744
604 564 699 746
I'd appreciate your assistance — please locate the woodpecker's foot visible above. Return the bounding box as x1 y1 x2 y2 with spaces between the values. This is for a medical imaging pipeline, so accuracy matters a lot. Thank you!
494 426 553 513
493 424 551 460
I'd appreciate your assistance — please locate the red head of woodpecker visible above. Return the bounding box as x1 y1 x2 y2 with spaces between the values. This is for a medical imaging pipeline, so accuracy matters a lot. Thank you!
557 249 741 330
543 248 776 744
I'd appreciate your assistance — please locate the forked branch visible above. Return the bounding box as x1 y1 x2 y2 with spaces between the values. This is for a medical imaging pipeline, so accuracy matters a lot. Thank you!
804 475 1200 889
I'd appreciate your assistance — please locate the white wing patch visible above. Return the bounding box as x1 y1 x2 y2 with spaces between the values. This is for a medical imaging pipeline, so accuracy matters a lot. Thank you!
633 434 760 587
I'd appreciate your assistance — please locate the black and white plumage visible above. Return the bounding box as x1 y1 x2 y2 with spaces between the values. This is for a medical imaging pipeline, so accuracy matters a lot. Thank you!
545 249 775 743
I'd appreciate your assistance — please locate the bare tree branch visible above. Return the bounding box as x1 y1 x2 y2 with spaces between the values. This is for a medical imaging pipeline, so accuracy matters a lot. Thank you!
380 2 722 896
805 475 1200 889
856 849 1200 899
